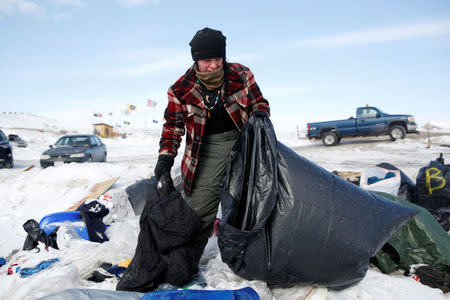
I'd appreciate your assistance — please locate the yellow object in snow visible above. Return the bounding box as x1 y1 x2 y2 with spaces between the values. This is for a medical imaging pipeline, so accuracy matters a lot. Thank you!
118 259 132 268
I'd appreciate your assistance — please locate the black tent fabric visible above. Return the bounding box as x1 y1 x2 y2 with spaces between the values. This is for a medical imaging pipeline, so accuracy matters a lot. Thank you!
218 116 418 289
117 180 202 292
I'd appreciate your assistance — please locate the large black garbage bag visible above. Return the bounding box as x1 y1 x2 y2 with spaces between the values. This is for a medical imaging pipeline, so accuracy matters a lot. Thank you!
117 177 202 292
414 153 450 212
434 207 450 231
376 162 415 202
218 116 418 289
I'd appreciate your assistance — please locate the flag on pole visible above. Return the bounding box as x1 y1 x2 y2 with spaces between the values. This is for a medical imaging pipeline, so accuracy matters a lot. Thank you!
147 99 157 107
127 104 137 111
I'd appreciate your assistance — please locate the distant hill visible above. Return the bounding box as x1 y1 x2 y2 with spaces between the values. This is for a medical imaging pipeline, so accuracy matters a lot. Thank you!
0 112 155 134
0 113 68 133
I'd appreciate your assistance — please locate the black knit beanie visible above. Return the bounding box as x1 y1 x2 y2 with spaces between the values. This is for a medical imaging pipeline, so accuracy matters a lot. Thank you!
189 27 226 61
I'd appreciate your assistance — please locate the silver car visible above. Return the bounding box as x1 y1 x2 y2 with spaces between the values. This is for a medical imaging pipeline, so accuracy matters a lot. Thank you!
40 134 107 168
8 134 27 148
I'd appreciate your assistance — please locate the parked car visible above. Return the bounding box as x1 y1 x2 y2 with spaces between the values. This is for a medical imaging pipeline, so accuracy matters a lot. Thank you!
307 106 418 146
0 129 14 168
40 135 107 168
8 134 28 148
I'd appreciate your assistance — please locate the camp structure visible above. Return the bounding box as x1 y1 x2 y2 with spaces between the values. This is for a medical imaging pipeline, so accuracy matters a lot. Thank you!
93 123 115 138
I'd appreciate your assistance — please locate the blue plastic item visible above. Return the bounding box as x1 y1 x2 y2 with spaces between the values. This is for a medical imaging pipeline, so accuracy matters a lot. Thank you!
39 211 90 240
106 265 127 280
19 258 60 278
0 257 6 267
367 171 397 185
140 287 259 300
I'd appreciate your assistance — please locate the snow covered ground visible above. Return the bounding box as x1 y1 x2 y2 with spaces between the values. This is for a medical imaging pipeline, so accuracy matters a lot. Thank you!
0 114 449 299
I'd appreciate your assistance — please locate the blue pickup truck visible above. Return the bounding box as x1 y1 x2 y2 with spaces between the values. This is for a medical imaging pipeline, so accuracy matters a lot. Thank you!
307 106 418 146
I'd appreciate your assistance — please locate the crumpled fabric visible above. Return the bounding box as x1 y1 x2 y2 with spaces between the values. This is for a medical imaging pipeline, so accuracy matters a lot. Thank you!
79 200 109 243
116 183 202 292
23 219 58 251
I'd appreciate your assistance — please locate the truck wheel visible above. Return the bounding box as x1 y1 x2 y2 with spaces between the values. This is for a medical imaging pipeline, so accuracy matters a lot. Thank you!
322 132 338 146
389 126 406 141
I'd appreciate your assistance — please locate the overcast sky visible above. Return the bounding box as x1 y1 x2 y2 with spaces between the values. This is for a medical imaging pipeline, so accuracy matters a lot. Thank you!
1 0 450 130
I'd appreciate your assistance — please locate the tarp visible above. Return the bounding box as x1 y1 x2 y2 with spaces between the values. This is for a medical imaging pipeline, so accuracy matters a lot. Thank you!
39 211 90 241
371 191 450 274
219 115 417 289
140 287 259 300
36 288 143 300
40 287 257 300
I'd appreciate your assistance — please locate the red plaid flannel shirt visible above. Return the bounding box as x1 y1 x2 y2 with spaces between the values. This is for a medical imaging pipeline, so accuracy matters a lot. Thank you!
159 62 270 195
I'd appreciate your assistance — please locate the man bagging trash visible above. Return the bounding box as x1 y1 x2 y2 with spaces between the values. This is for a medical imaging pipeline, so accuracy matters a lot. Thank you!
154 27 270 265
116 27 270 292
118 28 415 294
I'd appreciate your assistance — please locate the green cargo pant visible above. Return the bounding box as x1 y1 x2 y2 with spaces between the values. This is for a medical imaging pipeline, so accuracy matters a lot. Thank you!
187 129 239 255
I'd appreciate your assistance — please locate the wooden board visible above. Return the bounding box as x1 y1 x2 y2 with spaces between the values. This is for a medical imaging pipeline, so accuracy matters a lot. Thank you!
65 177 120 211
333 171 361 185
23 165 34 172
304 286 327 300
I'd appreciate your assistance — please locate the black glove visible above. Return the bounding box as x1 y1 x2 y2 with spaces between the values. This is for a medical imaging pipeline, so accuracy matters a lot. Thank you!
154 155 174 181
157 173 176 195
253 110 268 118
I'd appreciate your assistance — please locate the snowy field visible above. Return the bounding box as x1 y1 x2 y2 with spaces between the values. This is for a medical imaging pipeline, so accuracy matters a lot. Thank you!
0 114 449 300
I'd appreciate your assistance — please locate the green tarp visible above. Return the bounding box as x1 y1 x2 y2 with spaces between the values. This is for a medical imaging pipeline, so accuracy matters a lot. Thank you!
371 192 450 274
